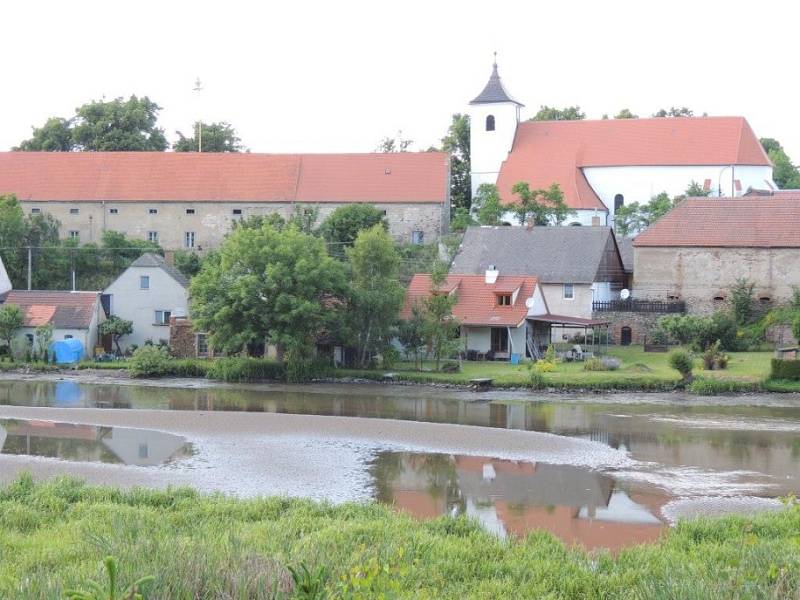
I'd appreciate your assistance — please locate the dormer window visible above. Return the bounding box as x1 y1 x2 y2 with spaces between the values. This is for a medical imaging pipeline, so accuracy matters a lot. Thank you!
497 294 512 306
486 115 495 131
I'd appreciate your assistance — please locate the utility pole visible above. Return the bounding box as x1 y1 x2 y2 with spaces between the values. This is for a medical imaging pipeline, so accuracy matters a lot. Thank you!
26 246 32 290
193 77 203 153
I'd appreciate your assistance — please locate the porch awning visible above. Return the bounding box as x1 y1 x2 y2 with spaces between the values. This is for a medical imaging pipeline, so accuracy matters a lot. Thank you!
527 314 610 327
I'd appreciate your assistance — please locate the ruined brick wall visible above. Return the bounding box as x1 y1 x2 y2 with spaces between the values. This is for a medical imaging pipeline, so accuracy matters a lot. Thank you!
169 317 196 358
595 311 665 345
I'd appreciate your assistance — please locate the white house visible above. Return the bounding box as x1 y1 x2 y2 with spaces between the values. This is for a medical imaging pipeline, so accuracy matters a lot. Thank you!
104 253 189 350
469 61 776 227
0 256 10 296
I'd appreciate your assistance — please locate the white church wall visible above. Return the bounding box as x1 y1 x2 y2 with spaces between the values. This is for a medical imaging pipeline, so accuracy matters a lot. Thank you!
469 102 520 198
500 208 608 227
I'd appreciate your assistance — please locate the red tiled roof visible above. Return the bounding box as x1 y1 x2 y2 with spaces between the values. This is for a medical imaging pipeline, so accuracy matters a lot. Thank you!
1 290 100 329
497 117 770 211
633 197 800 248
0 151 448 204
401 274 538 327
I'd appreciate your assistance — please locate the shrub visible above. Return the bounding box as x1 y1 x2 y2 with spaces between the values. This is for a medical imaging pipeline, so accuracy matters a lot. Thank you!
206 358 286 382
729 278 757 325
668 350 694 383
440 361 460 373
771 358 800 381
701 340 728 370
528 370 546 389
544 344 557 363
166 359 211 377
583 357 604 371
534 360 555 374
688 377 759 396
129 345 170 377
658 312 740 351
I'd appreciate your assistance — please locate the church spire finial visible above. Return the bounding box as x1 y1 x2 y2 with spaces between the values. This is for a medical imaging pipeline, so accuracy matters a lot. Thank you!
493 51 497 67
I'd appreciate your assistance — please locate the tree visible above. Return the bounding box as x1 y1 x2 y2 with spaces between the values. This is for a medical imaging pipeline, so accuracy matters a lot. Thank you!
422 263 460 371
173 121 244 152
99 316 133 355
14 117 74 151
530 106 585 121
319 204 387 255
173 251 204 278
71 95 167 151
346 225 405 367
509 182 574 226
0 304 24 352
0 195 26 286
449 207 476 232
438 114 471 211
473 183 505 226
684 180 711 197
652 107 695 118
189 222 348 380
288 205 319 234
398 305 426 370
760 138 800 189
614 185 702 235
376 131 413 153
614 109 638 119
34 323 53 362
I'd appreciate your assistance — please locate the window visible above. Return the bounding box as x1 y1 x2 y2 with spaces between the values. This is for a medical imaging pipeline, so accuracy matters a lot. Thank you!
140 275 150 290
490 327 508 353
154 310 171 325
69 208 79 215
411 230 424 245
497 294 512 306
147 231 158 243
109 208 119 214
563 283 574 299
186 208 196 215
138 444 149 459
64 334 73 339
232 209 242 215
148 208 158 215
196 334 209 356
25 333 34 344
486 115 495 131
614 194 624 211
569 222 582 226
31 208 41 214
184 231 196 248
68 230 80 240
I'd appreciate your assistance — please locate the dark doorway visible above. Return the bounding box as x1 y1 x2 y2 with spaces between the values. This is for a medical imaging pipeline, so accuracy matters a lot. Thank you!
620 326 632 346
490 327 509 353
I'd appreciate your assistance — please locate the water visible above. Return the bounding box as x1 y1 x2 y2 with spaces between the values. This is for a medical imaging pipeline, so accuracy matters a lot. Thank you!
0 418 192 466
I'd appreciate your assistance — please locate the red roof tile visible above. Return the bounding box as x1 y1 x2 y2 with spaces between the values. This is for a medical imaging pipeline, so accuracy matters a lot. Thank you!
2 290 100 329
633 197 800 248
497 117 770 212
401 274 538 327
0 151 448 204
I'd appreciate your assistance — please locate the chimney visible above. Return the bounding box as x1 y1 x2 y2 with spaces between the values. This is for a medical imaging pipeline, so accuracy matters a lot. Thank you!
591 215 601 226
485 265 499 284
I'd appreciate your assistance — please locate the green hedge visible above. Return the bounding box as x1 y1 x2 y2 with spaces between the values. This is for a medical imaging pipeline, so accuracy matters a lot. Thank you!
771 358 800 380
205 358 286 382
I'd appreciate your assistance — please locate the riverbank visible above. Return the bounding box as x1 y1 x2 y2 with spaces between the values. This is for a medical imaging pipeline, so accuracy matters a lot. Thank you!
1 476 798 599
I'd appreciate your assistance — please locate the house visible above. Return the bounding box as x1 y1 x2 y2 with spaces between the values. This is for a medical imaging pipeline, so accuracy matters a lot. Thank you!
468 60 775 226
449 226 627 321
0 290 105 355
632 195 800 315
0 151 450 249
0 256 10 296
104 253 189 350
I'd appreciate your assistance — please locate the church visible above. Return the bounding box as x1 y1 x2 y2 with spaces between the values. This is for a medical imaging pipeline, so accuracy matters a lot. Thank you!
468 61 776 226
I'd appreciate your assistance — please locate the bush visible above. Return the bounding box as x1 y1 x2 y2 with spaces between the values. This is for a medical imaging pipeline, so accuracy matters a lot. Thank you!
701 340 729 370
166 359 211 377
440 361 460 373
668 350 694 383
528 370 546 389
206 358 286 382
770 358 800 381
129 345 171 377
688 377 760 395
583 357 604 371
658 312 741 351
534 360 555 373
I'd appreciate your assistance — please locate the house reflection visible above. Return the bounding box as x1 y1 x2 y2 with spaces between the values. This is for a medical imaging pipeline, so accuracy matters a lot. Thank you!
0 419 191 466
371 451 666 551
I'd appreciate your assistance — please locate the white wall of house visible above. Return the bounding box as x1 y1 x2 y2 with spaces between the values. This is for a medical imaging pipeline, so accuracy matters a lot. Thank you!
461 324 527 357
469 102 520 198
540 283 593 319
105 267 188 350
0 257 10 295
15 326 94 356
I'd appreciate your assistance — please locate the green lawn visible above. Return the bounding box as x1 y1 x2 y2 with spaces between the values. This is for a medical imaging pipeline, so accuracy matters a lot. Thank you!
1 476 798 599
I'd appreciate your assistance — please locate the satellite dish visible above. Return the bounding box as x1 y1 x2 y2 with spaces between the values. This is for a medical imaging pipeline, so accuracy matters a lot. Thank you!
620 289 630 300
525 297 535 309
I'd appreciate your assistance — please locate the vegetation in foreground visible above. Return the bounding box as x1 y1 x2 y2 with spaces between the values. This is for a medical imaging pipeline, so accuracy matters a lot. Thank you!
0 476 798 599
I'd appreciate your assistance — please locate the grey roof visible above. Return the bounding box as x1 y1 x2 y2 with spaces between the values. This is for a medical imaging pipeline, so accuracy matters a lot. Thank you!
469 62 523 106
130 253 189 288
450 226 625 284
617 237 634 273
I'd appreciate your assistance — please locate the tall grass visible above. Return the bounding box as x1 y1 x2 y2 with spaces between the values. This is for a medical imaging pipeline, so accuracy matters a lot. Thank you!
1 476 798 599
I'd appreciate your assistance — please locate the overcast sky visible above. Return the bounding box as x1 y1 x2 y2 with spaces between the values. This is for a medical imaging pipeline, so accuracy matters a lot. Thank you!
3 0 799 160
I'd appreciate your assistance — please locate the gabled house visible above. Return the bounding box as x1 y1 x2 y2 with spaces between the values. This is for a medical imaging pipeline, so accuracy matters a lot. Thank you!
0 290 105 355
450 226 626 320
104 253 189 350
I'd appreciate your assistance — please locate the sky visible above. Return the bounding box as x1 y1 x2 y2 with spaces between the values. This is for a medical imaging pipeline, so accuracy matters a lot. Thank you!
2 0 799 160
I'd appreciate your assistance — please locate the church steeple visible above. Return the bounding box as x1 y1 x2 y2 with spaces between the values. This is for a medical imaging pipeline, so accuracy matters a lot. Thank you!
470 55 523 106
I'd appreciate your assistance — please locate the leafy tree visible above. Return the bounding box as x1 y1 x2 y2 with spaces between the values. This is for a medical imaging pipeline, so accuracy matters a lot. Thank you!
684 180 711 197
473 183 505 226
319 204 387 255
173 251 204 278
14 117 73 151
376 132 413 153
71 96 167 151
652 107 695 118
346 225 404 367
34 323 53 361
449 207 476 232
0 194 26 285
398 305 426 370
99 316 133 355
0 304 24 351
288 205 319 234
438 114 471 211
509 182 573 226
614 109 638 119
729 279 756 325
759 138 800 189
233 213 287 232
530 106 585 121
615 186 702 235
793 314 800 343
173 122 244 153
422 263 460 371
189 222 348 380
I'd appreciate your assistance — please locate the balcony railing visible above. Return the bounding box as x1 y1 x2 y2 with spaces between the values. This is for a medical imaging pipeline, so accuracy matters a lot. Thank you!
592 299 686 313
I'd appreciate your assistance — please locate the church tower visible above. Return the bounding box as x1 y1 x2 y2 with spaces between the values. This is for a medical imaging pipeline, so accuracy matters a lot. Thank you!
468 58 523 199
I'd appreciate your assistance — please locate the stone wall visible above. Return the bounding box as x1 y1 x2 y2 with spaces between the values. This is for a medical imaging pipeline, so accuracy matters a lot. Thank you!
168 317 197 358
594 311 664 345
21 200 447 250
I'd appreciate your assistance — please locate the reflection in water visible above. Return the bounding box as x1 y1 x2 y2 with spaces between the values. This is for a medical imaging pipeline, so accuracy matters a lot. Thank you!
0 419 192 466
370 451 665 551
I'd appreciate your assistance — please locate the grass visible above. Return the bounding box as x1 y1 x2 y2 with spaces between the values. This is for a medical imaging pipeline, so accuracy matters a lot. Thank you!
0 476 798 599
